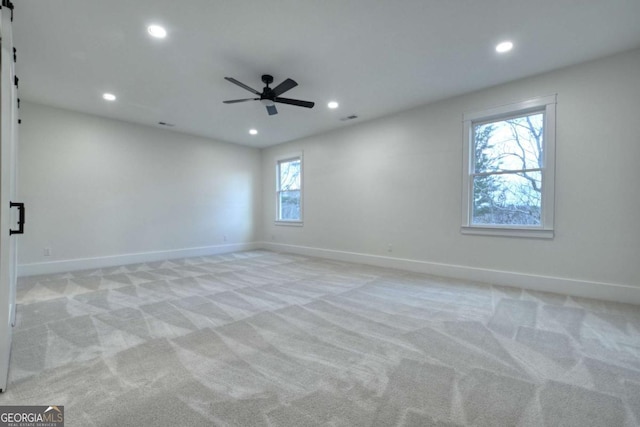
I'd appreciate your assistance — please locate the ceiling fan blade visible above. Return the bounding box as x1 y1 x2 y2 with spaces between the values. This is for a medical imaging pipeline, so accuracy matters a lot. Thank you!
223 98 259 104
224 77 261 95
274 97 315 109
272 78 298 96
266 105 278 116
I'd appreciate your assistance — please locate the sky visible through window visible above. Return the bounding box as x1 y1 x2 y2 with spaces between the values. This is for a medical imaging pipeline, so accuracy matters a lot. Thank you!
278 158 301 221
279 159 300 192
472 112 544 225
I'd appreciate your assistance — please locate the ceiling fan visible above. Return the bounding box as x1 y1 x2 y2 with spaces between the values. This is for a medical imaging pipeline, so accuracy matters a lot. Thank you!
223 74 315 116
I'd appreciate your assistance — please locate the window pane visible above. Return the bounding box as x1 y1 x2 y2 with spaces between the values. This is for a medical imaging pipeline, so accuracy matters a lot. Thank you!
279 159 300 191
472 171 541 225
474 112 543 173
279 190 300 220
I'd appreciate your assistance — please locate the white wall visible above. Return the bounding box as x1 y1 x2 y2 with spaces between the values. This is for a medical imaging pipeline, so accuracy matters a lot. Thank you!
16 50 640 302
18 102 262 273
262 48 640 301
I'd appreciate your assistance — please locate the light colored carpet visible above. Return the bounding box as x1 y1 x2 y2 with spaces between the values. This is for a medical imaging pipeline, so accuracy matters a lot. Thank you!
1 250 639 426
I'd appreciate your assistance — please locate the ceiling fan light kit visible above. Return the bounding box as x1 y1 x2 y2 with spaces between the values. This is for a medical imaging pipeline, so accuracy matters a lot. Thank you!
223 74 315 116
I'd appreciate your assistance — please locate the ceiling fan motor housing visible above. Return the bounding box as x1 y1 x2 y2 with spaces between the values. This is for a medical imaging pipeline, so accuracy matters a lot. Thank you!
261 75 275 100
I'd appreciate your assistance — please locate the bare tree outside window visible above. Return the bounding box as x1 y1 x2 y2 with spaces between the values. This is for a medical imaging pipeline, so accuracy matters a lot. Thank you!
472 112 544 225
277 158 301 221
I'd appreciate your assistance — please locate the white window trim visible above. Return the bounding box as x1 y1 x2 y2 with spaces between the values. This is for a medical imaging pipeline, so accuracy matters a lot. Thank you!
461 95 557 239
275 152 304 226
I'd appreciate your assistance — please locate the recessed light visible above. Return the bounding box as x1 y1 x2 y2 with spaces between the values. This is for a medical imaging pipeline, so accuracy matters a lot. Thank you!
102 93 116 101
495 41 513 53
249 129 258 135
328 101 339 109
148 25 167 39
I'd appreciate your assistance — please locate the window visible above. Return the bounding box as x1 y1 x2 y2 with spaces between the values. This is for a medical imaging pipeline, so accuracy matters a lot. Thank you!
276 154 303 224
462 95 556 238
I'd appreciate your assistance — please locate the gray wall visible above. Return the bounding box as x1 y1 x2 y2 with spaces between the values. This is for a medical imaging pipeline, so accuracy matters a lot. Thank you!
261 48 640 290
18 103 262 268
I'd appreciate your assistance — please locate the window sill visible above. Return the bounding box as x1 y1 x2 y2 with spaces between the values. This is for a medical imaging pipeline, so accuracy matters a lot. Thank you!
461 226 553 239
275 220 304 227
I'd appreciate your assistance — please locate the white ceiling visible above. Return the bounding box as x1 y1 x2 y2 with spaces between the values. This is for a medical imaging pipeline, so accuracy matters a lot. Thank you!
12 0 640 148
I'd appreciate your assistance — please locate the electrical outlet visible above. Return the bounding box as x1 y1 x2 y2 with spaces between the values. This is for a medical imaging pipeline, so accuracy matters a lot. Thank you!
387 244 393 253
223 235 227 242
43 247 52 257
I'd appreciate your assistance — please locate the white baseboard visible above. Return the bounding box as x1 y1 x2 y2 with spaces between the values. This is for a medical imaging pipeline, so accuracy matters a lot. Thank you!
19 240 640 305
261 242 640 305
18 242 262 277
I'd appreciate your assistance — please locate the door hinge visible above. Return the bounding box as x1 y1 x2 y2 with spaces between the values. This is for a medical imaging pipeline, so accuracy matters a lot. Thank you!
14 75 18 88
1 0 14 22
13 47 16 63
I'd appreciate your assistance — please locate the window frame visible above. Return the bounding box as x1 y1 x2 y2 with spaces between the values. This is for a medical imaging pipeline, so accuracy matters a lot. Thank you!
461 95 557 238
275 152 304 226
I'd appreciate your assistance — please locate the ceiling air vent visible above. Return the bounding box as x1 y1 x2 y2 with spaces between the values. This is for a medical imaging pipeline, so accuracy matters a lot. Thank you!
340 115 358 121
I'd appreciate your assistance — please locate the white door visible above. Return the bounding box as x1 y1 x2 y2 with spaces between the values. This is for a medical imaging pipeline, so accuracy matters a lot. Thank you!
0 4 20 392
